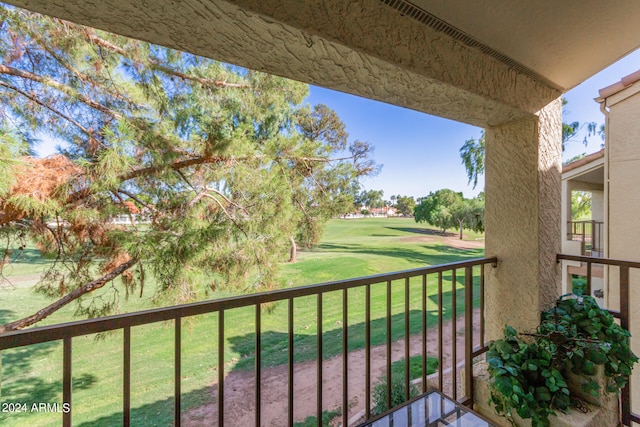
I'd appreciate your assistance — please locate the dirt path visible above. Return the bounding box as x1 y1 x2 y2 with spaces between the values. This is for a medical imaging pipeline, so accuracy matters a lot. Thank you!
400 232 484 250
183 309 481 427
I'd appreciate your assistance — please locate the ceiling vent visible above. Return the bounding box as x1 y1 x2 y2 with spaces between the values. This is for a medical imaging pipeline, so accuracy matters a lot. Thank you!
379 0 561 90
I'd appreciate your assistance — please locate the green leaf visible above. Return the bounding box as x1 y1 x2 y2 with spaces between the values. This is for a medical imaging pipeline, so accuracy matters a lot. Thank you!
488 357 503 369
535 386 551 402
505 366 518 376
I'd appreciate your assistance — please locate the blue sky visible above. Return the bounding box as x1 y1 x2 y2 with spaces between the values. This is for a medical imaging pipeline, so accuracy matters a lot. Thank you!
36 48 640 201
306 48 640 201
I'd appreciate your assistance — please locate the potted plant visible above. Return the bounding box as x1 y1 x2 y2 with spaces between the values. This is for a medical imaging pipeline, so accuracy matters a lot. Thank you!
486 294 638 427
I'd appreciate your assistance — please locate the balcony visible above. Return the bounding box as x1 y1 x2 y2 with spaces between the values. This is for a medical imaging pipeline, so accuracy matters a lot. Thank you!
0 255 637 426
567 220 604 258
564 221 606 299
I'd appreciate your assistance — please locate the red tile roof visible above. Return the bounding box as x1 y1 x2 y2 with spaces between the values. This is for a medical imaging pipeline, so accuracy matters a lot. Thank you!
562 149 604 173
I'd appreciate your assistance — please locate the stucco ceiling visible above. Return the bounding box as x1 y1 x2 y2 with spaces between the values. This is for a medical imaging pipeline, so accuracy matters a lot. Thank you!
4 0 640 126
407 0 640 91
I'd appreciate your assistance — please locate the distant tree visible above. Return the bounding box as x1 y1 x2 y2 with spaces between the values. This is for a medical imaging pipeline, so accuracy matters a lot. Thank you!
460 99 604 189
571 191 592 220
360 189 385 209
414 189 462 233
460 132 485 190
414 189 483 238
450 195 484 239
395 195 415 216
288 105 378 262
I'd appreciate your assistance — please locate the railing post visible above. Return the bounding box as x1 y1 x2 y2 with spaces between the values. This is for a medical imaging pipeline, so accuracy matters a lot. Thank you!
317 293 323 423
342 289 349 427
620 265 631 426
175 317 181 427
218 310 225 427
586 262 592 296
438 272 443 391
480 264 485 348
123 326 131 427
288 298 294 427
255 304 261 427
464 266 473 404
451 269 457 401
365 284 371 419
404 277 410 402
421 274 427 394
385 280 392 411
63 337 72 427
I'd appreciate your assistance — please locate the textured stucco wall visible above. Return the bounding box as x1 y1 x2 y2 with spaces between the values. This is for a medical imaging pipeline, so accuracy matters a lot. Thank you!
605 88 640 415
608 91 640 263
6 0 560 127
484 99 562 340
591 191 604 222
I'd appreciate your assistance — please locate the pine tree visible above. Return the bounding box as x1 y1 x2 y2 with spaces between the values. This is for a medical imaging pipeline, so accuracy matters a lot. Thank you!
0 6 376 331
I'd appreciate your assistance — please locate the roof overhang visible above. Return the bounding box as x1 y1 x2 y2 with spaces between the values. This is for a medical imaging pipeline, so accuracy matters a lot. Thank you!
4 0 640 127
405 0 640 92
562 149 605 185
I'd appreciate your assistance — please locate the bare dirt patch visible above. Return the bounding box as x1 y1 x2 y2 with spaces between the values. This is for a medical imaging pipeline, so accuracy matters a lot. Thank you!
442 236 484 250
399 232 484 250
0 273 42 287
183 309 481 427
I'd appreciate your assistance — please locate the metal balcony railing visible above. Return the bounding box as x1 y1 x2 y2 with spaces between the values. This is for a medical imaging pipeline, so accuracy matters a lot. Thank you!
567 220 604 257
0 257 497 427
557 254 640 426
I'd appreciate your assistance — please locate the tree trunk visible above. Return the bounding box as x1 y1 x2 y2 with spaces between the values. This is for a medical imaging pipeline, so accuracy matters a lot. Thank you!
458 219 464 239
288 236 297 263
0 258 136 333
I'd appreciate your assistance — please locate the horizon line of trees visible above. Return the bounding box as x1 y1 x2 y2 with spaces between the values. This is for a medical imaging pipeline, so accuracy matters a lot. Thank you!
351 189 416 216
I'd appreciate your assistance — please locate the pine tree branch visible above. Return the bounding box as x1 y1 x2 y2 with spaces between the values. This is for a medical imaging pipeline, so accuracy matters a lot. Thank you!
0 80 93 136
66 154 355 206
0 63 121 119
0 257 137 333
122 154 355 181
79 28 251 89
116 189 160 215
37 42 134 106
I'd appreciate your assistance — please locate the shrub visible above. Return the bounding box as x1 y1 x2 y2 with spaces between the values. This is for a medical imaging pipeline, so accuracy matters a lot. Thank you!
371 371 419 416
293 409 341 427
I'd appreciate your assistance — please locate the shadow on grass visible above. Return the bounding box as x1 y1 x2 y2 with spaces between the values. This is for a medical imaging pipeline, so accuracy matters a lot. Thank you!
0 309 98 415
384 227 458 238
7 248 53 265
1 348 97 418
228 280 479 372
316 242 483 265
76 387 200 427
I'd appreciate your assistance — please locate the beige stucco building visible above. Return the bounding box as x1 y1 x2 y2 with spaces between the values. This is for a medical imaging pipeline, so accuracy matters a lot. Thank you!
561 70 640 424
4 0 640 425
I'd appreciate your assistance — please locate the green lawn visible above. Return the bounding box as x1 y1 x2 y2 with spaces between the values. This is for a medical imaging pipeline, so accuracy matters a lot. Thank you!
0 217 484 426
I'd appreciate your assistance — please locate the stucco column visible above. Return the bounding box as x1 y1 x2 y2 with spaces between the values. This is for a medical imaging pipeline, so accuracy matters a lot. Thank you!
484 98 563 340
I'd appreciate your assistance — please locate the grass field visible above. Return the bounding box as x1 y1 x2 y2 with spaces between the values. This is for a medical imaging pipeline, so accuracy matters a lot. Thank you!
0 217 484 426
